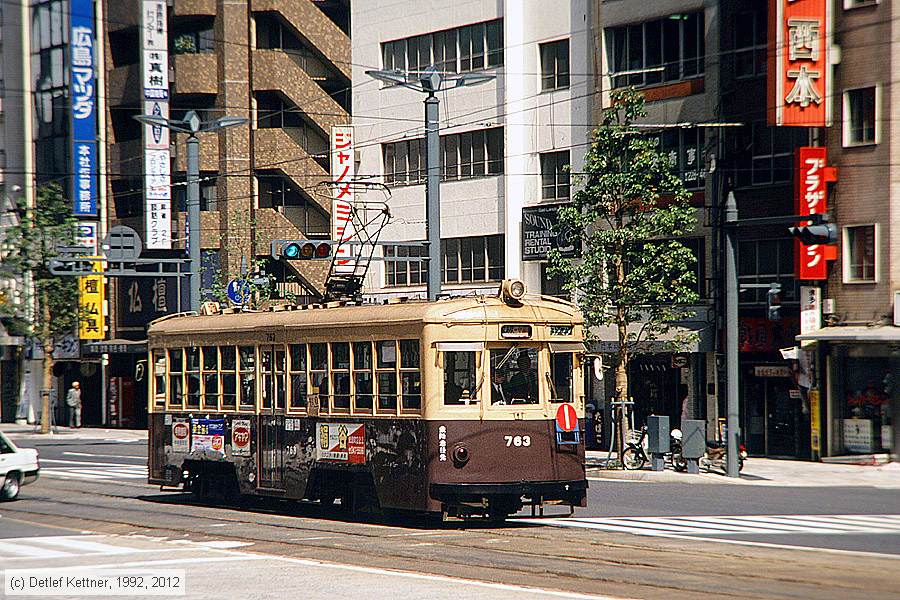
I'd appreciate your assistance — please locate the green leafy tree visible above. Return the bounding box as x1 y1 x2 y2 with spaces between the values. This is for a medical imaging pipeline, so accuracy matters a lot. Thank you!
551 89 699 449
0 183 79 431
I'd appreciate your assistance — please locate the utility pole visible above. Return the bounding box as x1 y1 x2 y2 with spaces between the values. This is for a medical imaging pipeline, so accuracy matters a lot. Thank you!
723 191 740 478
134 111 247 311
366 67 493 301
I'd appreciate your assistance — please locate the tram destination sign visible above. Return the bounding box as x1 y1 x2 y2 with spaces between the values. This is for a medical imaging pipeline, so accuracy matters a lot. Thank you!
521 204 579 261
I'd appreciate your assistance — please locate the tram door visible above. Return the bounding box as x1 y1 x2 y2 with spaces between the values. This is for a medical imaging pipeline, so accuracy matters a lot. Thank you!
258 345 286 490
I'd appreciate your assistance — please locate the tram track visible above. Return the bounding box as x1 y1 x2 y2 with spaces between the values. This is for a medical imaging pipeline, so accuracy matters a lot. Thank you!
4 478 894 600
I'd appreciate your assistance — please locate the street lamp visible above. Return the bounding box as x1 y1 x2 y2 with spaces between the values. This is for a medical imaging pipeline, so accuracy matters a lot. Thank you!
366 67 494 301
134 110 248 312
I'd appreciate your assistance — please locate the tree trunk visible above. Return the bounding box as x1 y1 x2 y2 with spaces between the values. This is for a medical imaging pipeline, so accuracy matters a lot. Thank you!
40 291 53 433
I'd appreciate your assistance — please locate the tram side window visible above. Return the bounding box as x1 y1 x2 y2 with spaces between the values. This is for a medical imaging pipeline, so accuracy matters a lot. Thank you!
353 342 373 412
275 346 286 410
260 347 273 410
221 346 237 409
289 344 307 410
549 353 574 403
444 351 477 405
202 346 219 410
239 346 256 410
331 342 351 410
376 340 398 413
399 340 421 411
185 347 201 408
168 348 183 408
490 347 538 405
153 351 166 407
310 343 329 412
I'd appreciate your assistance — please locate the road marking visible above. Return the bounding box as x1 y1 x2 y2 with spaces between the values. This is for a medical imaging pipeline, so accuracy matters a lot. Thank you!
0 540 73 559
39 458 148 481
0 536 191 561
63 451 144 460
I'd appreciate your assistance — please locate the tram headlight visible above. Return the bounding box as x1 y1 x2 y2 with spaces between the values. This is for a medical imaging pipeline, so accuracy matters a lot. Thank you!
500 279 526 304
452 444 470 468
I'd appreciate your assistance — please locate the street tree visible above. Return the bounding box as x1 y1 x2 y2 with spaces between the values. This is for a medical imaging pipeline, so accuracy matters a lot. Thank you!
551 88 700 451
0 183 79 431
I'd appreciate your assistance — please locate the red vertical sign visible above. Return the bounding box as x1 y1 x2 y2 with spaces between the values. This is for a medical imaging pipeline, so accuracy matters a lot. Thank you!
768 0 829 127
795 147 828 280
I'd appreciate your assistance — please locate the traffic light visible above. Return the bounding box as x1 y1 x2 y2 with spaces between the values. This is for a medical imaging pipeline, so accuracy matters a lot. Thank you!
766 283 782 322
788 223 838 245
280 241 334 260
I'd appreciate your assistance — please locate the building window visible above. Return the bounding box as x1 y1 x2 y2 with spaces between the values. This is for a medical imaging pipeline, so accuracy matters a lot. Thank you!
173 27 215 54
382 19 503 77
540 151 570 200
441 235 504 284
844 0 879 9
728 123 807 188
606 12 704 88
257 173 329 237
843 87 878 146
738 239 797 304
383 127 503 186
540 39 569 91
843 225 877 283
540 263 568 299
656 128 706 190
384 244 428 287
733 8 767 79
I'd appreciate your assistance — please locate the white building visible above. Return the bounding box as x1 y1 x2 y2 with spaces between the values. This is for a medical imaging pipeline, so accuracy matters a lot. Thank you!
351 0 591 299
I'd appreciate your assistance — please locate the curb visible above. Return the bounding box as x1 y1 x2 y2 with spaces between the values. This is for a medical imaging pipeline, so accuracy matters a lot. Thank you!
586 467 738 484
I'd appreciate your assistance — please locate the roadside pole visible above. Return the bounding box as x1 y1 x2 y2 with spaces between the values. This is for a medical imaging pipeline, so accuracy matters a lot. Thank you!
724 191 740 478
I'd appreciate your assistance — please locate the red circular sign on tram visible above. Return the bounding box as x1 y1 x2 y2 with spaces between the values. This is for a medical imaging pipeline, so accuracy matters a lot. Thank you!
556 403 578 432
173 422 189 440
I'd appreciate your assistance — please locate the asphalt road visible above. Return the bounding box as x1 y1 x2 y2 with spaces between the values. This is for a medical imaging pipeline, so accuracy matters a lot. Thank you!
2 433 899 600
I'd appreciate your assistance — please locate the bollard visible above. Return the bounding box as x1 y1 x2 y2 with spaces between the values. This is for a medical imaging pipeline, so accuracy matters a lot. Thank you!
646 415 670 472
681 419 706 474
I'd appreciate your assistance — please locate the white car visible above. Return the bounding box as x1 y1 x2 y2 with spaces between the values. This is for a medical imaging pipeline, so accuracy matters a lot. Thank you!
0 431 39 500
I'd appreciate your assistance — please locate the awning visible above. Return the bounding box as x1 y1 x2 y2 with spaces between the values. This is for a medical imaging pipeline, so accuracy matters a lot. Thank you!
83 338 148 355
434 341 485 351
796 325 900 343
549 342 585 353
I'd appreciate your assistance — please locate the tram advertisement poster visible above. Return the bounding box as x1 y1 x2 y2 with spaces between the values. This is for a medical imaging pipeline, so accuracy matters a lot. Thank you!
231 419 251 457
172 418 190 453
316 423 366 464
191 418 225 454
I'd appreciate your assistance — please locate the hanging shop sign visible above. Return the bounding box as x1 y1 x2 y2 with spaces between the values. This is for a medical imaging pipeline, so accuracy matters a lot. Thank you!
521 204 579 261
768 0 831 127
795 147 837 280
331 126 356 274
70 0 97 216
141 0 171 249
78 258 105 340
799 285 821 346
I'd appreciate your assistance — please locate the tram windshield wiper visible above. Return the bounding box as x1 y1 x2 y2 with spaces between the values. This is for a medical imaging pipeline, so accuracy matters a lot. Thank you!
495 344 518 370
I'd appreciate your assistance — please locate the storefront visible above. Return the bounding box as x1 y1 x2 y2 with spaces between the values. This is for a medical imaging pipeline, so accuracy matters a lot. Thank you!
797 326 900 459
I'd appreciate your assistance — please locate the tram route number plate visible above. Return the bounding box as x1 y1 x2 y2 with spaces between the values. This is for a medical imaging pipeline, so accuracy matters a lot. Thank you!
316 422 366 464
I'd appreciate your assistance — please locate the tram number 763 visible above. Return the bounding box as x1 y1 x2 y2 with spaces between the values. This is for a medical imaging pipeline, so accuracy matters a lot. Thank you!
504 435 531 447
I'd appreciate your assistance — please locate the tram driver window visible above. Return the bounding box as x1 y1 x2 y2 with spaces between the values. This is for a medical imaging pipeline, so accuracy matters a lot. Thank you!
168 348 183 407
289 344 307 409
239 346 256 411
185 347 201 408
153 351 166 407
549 353 574 403
376 340 398 413
490 347 538 404
444 351 477 405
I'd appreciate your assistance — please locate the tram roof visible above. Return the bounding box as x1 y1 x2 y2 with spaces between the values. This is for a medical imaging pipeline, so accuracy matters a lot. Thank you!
148 294 582 337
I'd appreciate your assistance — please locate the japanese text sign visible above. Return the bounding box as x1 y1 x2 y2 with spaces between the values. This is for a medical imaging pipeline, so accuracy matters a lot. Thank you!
78 259 105 340
70 0 97 216
330 126 356 274
768 0 830 127
795 146 828 279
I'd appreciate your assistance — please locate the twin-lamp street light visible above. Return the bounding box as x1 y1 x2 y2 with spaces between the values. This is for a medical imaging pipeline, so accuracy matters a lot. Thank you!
133 111 248 312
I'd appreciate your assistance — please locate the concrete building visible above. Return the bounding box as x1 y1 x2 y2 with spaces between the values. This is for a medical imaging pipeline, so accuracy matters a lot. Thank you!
351 0 593 303
102 0 351 426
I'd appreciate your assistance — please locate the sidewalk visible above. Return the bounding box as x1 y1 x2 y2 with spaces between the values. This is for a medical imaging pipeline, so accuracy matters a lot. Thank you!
586 450 900 488
0 423 148 441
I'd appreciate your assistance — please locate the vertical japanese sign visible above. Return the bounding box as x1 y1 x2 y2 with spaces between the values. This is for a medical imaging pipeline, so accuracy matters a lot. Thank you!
78 259 105 340
799 285 821 346
768 0 831 127
795 147 828 280
70 0 97 216
330 126 355 274
141 0 172 249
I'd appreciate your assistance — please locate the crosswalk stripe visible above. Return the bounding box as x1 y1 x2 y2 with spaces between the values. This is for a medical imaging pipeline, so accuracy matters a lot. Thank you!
23 537 139 555
522 514 900 538
0 540 73 559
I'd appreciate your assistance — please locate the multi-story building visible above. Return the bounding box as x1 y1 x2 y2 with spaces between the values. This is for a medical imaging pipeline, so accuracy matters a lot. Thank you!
102 0 351 426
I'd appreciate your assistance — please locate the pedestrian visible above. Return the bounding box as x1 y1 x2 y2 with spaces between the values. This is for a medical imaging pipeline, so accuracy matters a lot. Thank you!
66 381 82 428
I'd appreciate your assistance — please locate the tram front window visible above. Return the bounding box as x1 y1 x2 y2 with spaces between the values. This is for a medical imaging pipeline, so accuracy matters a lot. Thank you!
444 351 476 405
491 347 538 405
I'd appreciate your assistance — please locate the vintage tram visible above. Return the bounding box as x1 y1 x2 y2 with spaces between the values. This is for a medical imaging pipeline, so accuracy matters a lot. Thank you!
147 280 587 519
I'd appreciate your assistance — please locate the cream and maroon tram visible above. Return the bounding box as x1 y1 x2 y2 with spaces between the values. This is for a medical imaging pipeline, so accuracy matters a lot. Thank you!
147 281 587 519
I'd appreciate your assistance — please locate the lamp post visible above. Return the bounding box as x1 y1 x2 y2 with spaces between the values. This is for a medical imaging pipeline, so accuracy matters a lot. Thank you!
133 111 247 312
365 67 493 301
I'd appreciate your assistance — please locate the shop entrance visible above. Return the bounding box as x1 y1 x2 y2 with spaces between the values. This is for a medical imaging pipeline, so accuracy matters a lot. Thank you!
743 366 808 458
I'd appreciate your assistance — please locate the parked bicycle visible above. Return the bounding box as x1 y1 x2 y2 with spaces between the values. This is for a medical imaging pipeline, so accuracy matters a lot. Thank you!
621 426 649 470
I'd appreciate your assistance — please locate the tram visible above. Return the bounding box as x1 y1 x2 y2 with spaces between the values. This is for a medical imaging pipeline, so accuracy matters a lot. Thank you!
146 280 587 519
